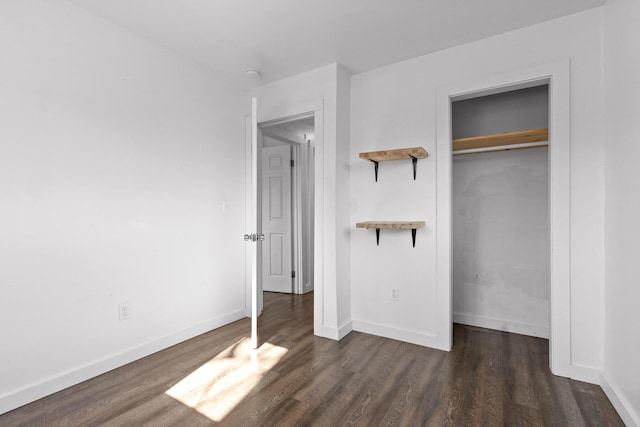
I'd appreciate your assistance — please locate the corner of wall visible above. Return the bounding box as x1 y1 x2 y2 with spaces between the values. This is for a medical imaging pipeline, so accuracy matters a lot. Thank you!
602 0 640 423
600 371 640 427
335 63 352 330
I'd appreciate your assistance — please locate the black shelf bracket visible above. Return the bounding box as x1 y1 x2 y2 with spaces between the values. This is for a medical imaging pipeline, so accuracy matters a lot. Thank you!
369 160 379 182
409 155 418 180
368 156 419 182
373 228 418 247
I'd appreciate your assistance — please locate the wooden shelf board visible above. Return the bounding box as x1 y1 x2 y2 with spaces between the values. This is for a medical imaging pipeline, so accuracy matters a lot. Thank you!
356 221 425 229
452 128 548 152
359 147 428 162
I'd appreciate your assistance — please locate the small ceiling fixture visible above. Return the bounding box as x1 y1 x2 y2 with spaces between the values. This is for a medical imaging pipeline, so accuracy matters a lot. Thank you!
245 68 262 79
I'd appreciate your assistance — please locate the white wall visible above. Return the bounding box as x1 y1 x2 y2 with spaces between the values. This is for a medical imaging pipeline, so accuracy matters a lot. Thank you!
335 65 352 331
0 0 246 414
452 85 549 139
453 148 550 337
350 8 604 374
603 0 640 425
248 63 352 340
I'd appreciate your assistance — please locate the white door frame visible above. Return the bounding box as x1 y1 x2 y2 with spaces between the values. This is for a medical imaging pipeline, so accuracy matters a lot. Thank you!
260 124 313 295
245 99 324 337
436 60 578 378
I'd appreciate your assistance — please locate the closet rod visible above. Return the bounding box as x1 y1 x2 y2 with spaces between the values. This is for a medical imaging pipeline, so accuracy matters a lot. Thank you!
453 141 548 156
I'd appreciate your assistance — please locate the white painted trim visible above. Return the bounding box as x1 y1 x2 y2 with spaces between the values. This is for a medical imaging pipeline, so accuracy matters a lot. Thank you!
547 60 573 379
0 309 246 416
564 363 601 385
436 60 572 375
338 320 353 339
352 320 443 350
453 312 550 339
292 143 302 294
312 106 325 338
323 320 354 341
304 139 315 295
258 126 310 295
600 372 640 427
436 84 454 352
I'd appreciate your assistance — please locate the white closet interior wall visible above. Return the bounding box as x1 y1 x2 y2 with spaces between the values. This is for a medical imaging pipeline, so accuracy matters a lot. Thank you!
452 85 551 338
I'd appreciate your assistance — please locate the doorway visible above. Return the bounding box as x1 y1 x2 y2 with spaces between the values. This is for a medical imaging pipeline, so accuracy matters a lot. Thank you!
259 116 315 296
451 85 551 339
246 98 325 347
248 113 315 349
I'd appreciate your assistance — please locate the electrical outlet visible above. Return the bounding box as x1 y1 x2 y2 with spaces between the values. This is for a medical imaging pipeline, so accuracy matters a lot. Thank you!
118 302 130 320
390 288 399 301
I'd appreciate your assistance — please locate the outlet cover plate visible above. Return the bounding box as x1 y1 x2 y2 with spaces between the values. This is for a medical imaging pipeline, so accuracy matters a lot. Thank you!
119 302 130 320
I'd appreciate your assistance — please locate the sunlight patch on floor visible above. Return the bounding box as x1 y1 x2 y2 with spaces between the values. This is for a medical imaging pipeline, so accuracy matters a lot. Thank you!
165 338 288 422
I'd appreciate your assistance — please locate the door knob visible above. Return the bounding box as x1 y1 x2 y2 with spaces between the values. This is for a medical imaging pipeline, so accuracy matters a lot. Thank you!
244 233 264 242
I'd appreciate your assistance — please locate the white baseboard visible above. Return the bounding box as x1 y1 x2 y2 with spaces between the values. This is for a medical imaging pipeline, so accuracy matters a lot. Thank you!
0 309 246 416
352 320 446 350
321 320 353 341
453 311 550 339
600 371 640 427
338 320 353 339
563 363 602 385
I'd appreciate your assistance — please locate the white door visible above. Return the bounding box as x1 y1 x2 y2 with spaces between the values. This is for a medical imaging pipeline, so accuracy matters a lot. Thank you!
261 145 292 293
244 97 263 349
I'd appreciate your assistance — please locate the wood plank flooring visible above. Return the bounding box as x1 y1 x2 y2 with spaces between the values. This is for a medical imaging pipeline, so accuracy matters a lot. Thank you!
1 292 623 426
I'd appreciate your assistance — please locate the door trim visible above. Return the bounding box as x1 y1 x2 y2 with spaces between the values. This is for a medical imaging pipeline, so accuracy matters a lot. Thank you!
436 59 588 380
260 123 312 295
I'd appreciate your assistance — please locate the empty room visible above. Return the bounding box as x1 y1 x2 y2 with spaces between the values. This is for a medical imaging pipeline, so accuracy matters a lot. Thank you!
1 0 639 425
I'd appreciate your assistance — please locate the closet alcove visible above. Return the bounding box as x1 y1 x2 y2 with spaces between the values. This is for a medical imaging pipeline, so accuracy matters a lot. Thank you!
452 84 551 338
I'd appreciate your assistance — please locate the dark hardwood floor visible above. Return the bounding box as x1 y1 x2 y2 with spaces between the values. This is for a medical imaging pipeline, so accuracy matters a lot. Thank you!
1 292 623 426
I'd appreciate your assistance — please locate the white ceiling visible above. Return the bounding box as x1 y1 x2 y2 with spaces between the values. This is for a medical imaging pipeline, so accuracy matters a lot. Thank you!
68 0 604 88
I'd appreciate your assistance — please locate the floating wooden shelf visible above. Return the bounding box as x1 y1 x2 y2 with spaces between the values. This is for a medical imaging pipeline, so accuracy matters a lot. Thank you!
359 147 428 162
359 147 428 181
452 128 548 155
356 221 426 247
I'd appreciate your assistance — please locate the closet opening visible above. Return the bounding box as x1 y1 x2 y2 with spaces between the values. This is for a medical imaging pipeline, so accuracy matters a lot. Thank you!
451 83 551 342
